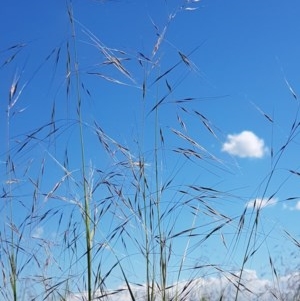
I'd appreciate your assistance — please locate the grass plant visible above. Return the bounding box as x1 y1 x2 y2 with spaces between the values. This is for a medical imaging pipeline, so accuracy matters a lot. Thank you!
1 1 300 301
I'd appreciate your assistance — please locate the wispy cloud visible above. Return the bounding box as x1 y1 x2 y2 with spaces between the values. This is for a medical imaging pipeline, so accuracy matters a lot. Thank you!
283 200 300 211
66 269 300 301
222 130 267 158
32 226 44 238
246 197 278 209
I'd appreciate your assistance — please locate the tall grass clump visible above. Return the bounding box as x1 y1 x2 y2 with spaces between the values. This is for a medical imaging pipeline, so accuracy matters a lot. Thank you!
1 1 300 301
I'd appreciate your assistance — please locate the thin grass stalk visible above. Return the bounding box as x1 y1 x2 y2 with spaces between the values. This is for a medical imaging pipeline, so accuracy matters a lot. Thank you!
174 204 200 301
6 165 18 301
9 250 17 301
139 72 155 301
153 93 167 301
140 155 155 301
67 3 93 300
142 173 151 301
6 76 18 301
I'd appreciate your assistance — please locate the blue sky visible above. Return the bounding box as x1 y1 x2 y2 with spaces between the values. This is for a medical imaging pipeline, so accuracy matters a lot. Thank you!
1 0 300 299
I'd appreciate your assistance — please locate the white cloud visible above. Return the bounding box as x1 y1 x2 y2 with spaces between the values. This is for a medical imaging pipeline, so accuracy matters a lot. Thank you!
66 270 300 301
222 131 267 158
32 226 44 238
247 197 277 209
284 200 300 211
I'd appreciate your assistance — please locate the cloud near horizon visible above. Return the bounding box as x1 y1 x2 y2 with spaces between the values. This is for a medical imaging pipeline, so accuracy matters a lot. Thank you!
222 130 267 158
66 269 300 301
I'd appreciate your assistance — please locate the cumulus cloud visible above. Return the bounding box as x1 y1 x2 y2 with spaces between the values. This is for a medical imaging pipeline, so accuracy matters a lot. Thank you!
246 197 277 209
66 270 300 301
222 131 267 158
